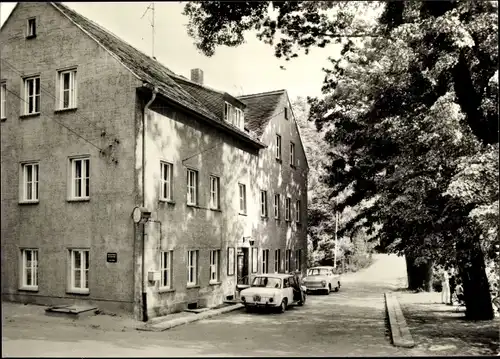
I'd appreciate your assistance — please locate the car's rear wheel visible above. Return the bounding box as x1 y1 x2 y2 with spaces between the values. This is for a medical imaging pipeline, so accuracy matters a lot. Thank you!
279 299 287 313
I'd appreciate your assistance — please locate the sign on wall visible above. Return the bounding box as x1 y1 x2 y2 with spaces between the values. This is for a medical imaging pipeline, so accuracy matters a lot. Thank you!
106 253 118 263
227 247 235 276
252 247 258 273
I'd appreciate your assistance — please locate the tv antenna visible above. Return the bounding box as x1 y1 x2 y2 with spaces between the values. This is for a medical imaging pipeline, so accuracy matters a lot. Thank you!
141 2 155 58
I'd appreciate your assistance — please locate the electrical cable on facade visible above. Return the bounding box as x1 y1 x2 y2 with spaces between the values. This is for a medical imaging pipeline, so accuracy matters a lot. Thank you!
4 87 104 152
1 58 121 145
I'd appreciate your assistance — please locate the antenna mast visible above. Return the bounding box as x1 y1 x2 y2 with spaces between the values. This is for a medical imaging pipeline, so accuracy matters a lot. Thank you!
141 2 156 58
152 2 155 58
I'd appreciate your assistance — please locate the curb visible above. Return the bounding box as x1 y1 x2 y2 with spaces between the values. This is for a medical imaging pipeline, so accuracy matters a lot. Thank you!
136 303 244 332
385 292 415 348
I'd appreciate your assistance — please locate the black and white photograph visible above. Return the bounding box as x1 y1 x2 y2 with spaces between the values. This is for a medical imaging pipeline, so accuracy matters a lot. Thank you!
0 1 498 357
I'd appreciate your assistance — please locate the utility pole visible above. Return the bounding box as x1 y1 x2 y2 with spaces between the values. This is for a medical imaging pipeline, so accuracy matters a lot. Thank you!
334 211 338 269
141 2 155 58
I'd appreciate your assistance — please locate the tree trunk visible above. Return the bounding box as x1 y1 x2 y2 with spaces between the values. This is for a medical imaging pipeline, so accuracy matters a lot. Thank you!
405 254 433 292
458 240 494 320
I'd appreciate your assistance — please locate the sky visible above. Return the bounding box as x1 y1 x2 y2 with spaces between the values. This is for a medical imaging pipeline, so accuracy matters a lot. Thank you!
0 2 342 100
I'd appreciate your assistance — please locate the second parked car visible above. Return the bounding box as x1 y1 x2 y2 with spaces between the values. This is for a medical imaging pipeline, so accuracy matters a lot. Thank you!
303 266 341 295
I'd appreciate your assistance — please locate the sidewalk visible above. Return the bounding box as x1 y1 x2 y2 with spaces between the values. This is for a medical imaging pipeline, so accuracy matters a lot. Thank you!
2 300 243 334
395 290 500 356
2 301 140 333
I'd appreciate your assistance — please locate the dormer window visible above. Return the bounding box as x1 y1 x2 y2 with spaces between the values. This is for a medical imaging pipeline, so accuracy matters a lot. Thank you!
284 107 289 120
27 18 36 38
224 102 244 130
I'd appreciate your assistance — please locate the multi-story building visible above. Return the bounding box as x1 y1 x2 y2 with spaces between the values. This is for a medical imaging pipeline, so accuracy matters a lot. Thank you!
0 2 308 320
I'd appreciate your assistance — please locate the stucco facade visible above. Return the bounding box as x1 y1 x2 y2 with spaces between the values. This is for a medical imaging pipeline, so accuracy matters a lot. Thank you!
0 2 308 320
0 2 141 313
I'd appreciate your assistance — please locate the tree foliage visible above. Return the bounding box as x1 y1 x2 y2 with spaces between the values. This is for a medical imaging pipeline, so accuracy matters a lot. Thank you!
183 1 382 60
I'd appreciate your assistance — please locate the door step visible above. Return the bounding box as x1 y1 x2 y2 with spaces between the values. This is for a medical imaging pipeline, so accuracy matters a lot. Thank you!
184 307 211 314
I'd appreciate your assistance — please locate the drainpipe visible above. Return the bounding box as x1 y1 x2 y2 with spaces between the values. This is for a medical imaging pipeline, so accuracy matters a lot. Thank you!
141 85 158 322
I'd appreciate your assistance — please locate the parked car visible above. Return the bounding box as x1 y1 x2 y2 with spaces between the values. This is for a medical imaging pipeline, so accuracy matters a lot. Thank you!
240 273 307 313
303 266 341 295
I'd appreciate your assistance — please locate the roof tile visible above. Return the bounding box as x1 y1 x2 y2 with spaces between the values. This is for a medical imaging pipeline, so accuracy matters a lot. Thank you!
238 91 285 138
50 2 263 146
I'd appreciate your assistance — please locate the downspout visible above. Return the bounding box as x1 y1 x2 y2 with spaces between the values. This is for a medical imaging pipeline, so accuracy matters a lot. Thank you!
142 85 158 322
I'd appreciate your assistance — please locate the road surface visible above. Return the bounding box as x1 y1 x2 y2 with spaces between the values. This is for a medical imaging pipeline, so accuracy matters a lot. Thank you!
2 254 410 357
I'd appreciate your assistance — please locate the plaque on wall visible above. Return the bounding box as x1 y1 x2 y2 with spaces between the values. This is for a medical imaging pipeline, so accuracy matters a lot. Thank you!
106 252 118 263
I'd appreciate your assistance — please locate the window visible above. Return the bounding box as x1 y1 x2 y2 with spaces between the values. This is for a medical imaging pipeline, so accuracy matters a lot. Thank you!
187 169 198 205
260 190 268 218
274 194 280 219
284 107 289 120
24 77 40 115
69 249 89 293
224 102 244 129
27 18 36 38
1 82 6 119
70 157 90 199
224 102 233 124
58 69 77 109
262 249 269 274
276 134 282 160
295 249 301 271
209 250 220 283
285 249 291 273
159 162 173 201
160 251 172 289
21 249 38 289
290 142 296 167
239 183 247 214
285 197 291 221
252 247 258 273
209 176 220 209
21 162 39 202
274 249 281 273
234 108 244 129
295 200 301 223
187 250 198 286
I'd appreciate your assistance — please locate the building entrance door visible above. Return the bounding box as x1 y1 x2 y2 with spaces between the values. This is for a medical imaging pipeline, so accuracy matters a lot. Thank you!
237 248 249 285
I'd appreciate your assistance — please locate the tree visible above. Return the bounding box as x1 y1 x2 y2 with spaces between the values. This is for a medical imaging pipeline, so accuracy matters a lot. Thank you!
312 1 498 318
293 97 376 271
184 1 499 320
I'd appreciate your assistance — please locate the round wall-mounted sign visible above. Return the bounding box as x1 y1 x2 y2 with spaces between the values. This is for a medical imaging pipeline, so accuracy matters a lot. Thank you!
132 207 143 223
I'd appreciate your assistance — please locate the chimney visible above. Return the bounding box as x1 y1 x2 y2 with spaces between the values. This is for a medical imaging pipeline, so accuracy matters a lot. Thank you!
190 68 204 85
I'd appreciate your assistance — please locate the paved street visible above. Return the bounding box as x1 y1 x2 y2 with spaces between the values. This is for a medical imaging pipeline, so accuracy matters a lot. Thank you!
3 254 412 357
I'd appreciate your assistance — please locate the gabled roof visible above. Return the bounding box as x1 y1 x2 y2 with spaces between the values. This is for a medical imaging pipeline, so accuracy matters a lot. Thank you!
239 89 310 170
49 2 264 148
238 90 285 138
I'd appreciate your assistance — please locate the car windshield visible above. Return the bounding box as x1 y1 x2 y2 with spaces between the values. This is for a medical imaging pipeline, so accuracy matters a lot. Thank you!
251 276 282 289
307 268 330 276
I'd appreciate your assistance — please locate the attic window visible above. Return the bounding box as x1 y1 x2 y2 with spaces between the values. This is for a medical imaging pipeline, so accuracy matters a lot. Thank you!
284 107 288 120
27 18 36 38
224 102 244 130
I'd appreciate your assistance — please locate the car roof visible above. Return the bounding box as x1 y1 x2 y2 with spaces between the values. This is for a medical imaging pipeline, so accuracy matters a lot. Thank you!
253 273 293 279
308 266 335 270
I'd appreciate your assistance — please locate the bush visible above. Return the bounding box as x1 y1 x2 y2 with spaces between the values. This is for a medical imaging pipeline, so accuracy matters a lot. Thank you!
345 253 373 273
432 279 442 292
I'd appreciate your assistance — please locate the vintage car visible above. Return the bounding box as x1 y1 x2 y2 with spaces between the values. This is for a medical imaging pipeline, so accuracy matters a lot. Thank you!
303 266 341 295
240 273 306 313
